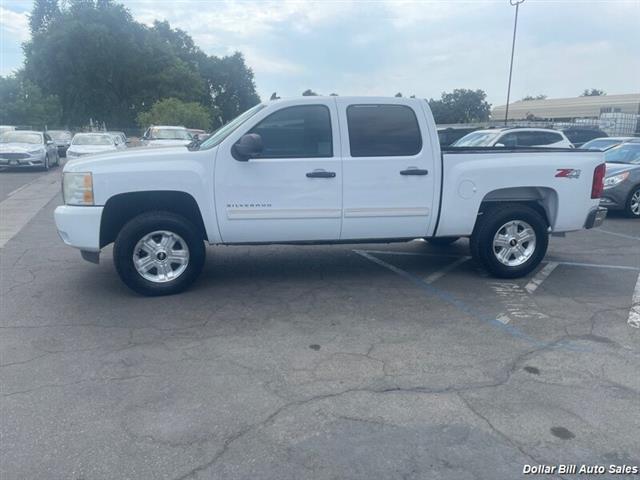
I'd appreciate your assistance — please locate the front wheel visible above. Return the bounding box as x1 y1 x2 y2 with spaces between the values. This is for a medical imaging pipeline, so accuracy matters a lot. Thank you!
113 211 206 296
470 204 548 278
625 186 640 218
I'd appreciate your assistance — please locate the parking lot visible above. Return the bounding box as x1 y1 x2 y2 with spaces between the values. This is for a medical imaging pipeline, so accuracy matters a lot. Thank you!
1 166 639 479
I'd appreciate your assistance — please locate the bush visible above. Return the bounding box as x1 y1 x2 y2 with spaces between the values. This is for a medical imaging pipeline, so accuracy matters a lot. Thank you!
136 98 214 130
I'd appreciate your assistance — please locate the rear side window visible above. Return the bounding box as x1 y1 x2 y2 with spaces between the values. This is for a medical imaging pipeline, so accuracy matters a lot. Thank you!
347 104 422 157
249 105 332 158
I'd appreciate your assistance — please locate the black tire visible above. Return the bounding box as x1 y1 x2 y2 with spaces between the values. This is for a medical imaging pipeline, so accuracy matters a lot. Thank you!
426 236 460 246
470 204 548 279
624 185 640 218
113 211 206 296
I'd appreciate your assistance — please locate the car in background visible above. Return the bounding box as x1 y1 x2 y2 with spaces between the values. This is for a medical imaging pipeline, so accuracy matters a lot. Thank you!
437 127 479 147
581 136 636 151
108 131 128 149
601 141 640 218
48 130 73 157
0 130 60 170
561 127 607 148
66 133 120 159
0 125 16 136
452 127 573 148
141 126 193 147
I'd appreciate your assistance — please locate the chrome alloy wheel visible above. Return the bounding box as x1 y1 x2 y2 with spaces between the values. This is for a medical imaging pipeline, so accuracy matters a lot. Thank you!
492 220 536 267
133 230 190 283
631 190 640 216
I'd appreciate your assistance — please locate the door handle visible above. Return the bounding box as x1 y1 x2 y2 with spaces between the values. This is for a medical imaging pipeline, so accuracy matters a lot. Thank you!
400 167 428 176
306 170 336 178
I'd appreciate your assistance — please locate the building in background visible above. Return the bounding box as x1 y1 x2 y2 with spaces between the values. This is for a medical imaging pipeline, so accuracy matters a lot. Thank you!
492 93 640 136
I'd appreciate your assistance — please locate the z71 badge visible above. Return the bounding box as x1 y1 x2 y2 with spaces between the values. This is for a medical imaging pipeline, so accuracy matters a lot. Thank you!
555 168 581 179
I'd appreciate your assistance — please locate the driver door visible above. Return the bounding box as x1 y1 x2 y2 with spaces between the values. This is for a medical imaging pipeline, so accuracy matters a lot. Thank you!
214 100 343 243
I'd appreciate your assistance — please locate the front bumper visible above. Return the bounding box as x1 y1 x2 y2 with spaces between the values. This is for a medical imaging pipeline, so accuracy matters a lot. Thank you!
0 154 46 167
584 207 607 229
54 205 103 252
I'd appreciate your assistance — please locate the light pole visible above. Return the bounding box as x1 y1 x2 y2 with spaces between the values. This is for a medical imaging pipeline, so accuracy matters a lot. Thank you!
504 0 525 126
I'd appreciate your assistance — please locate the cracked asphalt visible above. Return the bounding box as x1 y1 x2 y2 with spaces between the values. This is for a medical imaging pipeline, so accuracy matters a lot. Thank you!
1 171 639 479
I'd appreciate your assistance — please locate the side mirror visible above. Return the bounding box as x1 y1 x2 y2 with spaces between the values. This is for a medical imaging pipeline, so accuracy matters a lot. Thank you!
46 140 54 145
232 133 263 161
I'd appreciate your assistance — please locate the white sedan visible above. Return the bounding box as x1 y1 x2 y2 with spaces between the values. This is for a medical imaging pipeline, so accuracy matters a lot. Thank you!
66 133 120 159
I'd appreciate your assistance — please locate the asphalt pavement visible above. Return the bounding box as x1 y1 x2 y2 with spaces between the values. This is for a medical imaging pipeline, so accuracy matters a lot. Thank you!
1 167 639 479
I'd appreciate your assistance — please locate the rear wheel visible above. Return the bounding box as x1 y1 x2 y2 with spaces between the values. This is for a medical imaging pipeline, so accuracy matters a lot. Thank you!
113 211 206 296
426 236 460 246
470 204 548 278
625 186 640 218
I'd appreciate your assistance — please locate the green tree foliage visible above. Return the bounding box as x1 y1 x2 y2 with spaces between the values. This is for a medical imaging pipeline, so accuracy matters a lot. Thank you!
428 89 491 124
581 88 606 97
302 89 319 96
0 74 62 128
22 1 260 128
29 0 60 35
136 98 213 130
522 94 547 101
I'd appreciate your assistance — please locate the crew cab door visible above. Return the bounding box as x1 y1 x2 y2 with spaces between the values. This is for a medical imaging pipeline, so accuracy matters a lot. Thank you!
214 100 342 243
336 99 438 239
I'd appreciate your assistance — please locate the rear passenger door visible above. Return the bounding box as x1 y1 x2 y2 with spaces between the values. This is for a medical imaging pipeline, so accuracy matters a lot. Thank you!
336 100 437 239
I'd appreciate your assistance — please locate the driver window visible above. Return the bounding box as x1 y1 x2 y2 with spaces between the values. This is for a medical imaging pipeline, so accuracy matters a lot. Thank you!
249 105 332 158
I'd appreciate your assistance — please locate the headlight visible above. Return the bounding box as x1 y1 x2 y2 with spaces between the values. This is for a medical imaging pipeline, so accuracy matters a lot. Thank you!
67 150 78 157
603 171 629 189
28 148 45 155
63 172 94 205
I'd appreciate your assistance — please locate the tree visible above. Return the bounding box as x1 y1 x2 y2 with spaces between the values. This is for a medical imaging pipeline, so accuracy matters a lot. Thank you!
522 94 547 101
29 0 60 35
428 89 491 124
0 74 62 128
581 88 606 97
302 89 319 96
136 98 214 130
22 1 260 127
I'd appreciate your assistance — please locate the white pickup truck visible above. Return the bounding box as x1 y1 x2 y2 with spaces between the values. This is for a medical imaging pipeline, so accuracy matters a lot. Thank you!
55 97 607 296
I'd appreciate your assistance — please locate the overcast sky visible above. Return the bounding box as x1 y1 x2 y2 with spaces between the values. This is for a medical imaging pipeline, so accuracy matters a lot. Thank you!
1 0 638 106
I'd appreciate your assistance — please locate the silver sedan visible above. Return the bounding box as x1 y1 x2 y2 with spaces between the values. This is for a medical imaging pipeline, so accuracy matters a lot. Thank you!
0 130 60 170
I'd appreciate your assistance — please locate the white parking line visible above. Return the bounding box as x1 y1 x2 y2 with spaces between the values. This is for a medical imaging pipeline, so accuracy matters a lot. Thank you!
0 171 61 248
424 256 470 284
524 261 559 294
629 273 640 329
595 229 640 242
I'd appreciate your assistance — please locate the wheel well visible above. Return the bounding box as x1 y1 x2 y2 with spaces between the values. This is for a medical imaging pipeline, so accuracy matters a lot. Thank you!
100 191 208 248
478 187 558 228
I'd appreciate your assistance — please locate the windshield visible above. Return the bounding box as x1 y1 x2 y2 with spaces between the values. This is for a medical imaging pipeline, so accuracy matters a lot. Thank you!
199 104 266 150
582 138 622 150
148 128 192 140
604 144 640 164
0 132 42 144
453 131 499 147
48 130 72 141
72 134 114 146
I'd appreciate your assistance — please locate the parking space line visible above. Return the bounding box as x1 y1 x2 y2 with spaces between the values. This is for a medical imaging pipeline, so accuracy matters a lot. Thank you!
424 256 471 284
629 273 640 329
595 229 640 242
353 249 587 351
524 261 559 294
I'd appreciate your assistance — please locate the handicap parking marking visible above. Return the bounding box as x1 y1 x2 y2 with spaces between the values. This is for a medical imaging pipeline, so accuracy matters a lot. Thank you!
353 249 587 351
629 273 640 329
